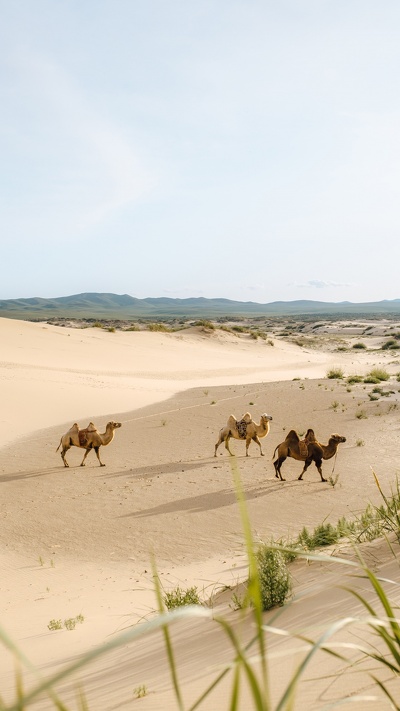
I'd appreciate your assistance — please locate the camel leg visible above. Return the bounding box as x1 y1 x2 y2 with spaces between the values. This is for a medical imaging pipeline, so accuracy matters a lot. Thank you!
298 458 312 480
224 436 234 456
214 436 223 456
273 457 286 481
94 446 105 467
315 457 326 482
61 447 69 468
80 448 92 467
251 435 264 456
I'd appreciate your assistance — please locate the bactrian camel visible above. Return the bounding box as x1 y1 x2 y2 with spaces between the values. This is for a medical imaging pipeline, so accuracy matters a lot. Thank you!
273 428 346 482
56 421 122 467
214 412 273 457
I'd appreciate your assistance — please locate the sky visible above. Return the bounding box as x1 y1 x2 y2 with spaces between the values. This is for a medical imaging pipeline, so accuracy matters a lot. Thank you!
1 1 400 304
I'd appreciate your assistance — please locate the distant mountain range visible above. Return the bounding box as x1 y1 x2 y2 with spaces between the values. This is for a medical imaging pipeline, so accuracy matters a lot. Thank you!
1 293 400 320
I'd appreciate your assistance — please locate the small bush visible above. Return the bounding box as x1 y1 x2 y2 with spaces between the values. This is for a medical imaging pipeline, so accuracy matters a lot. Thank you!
352 342 367 349
133 685 147 699
347 375 363 384
48 619 62 631
194 320 215 330
367 368 390 382
363 376 380 384
356 410 367 419
64 618 77 631
163 586 201 610
326 367 344 380
382 339 400 350
356 439 365 447
147 322 170 332
256 546 291 610
310 523 340 547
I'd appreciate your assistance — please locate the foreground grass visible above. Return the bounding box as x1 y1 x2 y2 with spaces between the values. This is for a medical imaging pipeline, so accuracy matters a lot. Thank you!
1 471 400 710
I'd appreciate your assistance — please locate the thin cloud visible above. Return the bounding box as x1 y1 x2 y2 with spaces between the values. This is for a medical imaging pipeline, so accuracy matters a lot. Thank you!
295 280 352 289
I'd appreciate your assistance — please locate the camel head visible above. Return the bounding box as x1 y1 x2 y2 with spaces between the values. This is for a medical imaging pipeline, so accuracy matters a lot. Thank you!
261 413 273 423
330 434 346 444
107 421 122 430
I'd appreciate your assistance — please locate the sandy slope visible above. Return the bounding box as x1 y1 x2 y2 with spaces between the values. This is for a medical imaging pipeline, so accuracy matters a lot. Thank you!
1 317 400 709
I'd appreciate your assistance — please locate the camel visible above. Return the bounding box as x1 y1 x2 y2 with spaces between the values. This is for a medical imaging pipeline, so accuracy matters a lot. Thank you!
214 412 273 457
56 421 122 467
273 429 346 482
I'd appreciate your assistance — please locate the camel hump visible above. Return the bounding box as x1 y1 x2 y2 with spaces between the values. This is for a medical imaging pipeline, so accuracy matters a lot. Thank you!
286 429 300 443
67 422 80 434
226 415 237 429
304 429 317 443
241 412 252 423
86 422 97 432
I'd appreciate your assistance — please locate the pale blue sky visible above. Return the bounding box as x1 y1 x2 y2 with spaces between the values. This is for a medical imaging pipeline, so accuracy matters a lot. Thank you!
1 1 400 303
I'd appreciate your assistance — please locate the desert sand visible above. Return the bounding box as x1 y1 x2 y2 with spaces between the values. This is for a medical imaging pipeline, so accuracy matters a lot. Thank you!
1 316 400 709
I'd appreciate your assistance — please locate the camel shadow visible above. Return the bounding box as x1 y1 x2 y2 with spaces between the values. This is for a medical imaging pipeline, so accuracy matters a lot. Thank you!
101 459 216 481
0 467 63 483
121 479 296 519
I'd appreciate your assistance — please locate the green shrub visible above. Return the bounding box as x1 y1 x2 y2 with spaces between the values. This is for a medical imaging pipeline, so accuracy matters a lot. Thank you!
163 585 201 610
147 322 170 332
326 367 344 379
382 339 400 350
347 375 363 384
367 368 390 381
256 546 291 610
297 526 312 549
194 320 215 329
363 376 380 384
133 684 147 699
352 342 367 349
47 619 62 631
310 523 339 548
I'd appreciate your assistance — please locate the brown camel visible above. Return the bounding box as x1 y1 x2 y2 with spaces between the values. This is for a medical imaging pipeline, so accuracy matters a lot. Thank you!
273 429 346 482
214 412 273 457
56 421 122 467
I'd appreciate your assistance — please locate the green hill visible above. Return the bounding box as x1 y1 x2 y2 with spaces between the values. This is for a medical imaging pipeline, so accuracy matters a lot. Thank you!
1 293 400 320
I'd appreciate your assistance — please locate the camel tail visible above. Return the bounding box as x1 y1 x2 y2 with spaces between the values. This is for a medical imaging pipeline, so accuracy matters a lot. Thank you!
56 439 62 452
272 445 278 459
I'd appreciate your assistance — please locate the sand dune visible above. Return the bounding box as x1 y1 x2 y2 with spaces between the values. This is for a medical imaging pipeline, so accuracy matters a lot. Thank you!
1 317 399 709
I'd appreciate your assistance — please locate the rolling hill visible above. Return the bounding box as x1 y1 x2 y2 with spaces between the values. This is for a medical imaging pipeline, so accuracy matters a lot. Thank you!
1 293 400 320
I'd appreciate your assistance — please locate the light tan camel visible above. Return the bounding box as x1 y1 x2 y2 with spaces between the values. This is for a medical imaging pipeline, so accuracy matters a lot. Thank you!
56 421 122 467
214 412 273 457
273 428 346 482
